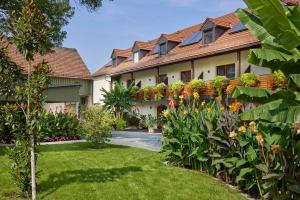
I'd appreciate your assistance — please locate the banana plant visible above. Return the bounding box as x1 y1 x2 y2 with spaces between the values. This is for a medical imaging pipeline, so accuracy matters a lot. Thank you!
232 0 300 123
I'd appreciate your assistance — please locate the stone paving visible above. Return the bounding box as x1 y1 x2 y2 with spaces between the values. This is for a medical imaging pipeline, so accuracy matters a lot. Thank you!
108 131 162 152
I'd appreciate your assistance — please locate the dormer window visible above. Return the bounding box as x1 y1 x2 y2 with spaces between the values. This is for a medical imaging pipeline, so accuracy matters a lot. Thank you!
203 29 214 44
112 57 117 67
133 51 139 63
160 43 167 56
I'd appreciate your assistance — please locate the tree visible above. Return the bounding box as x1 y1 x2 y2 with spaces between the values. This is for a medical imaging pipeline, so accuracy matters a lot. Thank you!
101 82 137 119
232 0 300 123
0 0 108 199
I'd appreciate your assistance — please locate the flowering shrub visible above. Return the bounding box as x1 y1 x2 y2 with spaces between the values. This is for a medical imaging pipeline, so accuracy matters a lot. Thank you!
274 70 287 88
153 83 167 101
238 73 260 87
139 86 152 101
211 76 229 96
189 79 205 93
170 81 184 99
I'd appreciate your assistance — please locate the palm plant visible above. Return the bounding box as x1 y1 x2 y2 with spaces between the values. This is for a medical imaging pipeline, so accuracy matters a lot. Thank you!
233 0 300 123
101 81 137 119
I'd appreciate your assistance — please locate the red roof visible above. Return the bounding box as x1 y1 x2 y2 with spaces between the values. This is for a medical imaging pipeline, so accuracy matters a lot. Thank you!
2 39 91 79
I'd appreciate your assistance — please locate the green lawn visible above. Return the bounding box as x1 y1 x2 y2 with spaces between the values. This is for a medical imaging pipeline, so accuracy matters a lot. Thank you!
0 143 246 200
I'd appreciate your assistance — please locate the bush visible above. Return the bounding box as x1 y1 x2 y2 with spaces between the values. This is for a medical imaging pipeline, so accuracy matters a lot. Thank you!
211 76 229 96
189 79 205 92
140 114 156 129
153 83 167 101
170 80 184 99
80 106 114 144
115 118 127 131
238 73 260 87
274 70 287 88
139 86 152 101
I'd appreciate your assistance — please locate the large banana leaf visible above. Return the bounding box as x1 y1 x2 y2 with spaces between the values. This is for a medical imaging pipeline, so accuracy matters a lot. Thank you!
243 0 300 49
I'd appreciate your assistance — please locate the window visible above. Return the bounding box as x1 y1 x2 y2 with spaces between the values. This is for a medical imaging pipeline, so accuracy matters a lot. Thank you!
156 74 168 85
181 70 191 83
133 51 139 63
112 58 117 67
217 64 235 79
160 43 167 56
126 79 135 88
203 29 214 44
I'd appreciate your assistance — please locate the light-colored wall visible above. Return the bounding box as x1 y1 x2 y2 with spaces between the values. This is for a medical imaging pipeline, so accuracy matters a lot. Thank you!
93 75 111 104
120 69 157 87
240 50 271 75
160 61 191 84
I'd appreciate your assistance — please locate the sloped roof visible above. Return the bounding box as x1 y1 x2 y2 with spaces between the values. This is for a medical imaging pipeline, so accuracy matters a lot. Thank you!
93 11 260 77
2 39 91 79
112 48 131 58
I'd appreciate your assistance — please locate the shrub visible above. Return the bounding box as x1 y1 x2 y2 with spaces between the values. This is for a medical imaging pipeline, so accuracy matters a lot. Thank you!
153 83 167 101
115 118 127 131
170 80 184 99
189 79 205 93
80 106 114 144
140 86 152 101
274 70 287 88
238 73 260 87
211 76 229 96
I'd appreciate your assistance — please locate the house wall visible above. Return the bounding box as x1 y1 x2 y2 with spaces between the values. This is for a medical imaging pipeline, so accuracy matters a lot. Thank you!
159 61 191 84
93 75 111 104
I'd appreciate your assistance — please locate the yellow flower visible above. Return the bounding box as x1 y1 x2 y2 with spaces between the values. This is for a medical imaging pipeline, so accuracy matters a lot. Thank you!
238 126 247 133
220 106 225 111
229 131 238 139
201 101 206 107
256 135 264 145
183 110 189 116
179 95 184 100
229 102 243 112
216 95 222 101
193 92 200 99
207 108 212 113
163 110 170 118
249 121 256 128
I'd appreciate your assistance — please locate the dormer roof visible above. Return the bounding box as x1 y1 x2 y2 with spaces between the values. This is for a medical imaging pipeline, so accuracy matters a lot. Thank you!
111 48 131 58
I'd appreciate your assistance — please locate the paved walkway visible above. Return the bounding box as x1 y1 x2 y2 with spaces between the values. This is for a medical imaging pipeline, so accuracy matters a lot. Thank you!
109 131 162 152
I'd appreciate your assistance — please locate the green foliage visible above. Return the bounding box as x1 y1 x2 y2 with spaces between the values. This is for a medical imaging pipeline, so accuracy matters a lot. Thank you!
189 79 205 92
211 76 229 96
101 81 136 119
153 83 166 101
80 106 114 144
170 80 184 99
140 85 152 101
141 114 156 129
41 112 81 139
238 73 260 87
115 118 126 131
233 0 300 124
274 70 287 88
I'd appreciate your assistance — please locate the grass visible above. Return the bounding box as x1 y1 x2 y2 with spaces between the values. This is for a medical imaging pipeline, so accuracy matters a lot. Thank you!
0 143 246 200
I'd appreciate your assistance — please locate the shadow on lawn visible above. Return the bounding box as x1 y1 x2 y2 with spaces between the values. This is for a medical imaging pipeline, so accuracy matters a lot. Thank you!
38 166 142 198
40 142 129 153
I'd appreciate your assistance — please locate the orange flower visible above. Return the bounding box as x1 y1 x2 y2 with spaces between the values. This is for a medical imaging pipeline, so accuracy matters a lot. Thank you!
226 84 235 94
229 102 243 112
271 145 281 154
195 108 199 113
169 100 176 108
216 95 222 101
229 131 238 139
238 126 247 133
256 135 264 145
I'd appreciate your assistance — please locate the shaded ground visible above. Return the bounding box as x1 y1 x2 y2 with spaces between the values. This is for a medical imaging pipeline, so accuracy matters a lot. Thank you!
0 143 246 200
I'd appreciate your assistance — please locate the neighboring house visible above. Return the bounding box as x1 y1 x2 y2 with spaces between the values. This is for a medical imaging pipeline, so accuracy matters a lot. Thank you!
92 1 298 118
1 40 92 115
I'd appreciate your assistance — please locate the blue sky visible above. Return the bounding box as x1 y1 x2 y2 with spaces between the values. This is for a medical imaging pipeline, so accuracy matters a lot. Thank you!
63 0 246 73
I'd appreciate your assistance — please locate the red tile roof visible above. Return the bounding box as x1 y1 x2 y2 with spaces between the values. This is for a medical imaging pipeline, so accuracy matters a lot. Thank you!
112 48 131 58
2 39 91 79
93 11 260 77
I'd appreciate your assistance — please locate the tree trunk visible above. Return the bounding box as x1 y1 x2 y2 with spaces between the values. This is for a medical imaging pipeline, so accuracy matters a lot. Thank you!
27 61 37 200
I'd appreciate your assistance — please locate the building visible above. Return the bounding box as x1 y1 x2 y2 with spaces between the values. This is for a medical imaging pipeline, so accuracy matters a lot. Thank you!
1 39 92 114
92 2 297 117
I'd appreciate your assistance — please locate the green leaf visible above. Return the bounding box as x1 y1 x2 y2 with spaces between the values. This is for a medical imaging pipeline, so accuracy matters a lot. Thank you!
262 173 284 180
288 184 300 194
246 146 257 161
255 164 269 173
236 168 254 183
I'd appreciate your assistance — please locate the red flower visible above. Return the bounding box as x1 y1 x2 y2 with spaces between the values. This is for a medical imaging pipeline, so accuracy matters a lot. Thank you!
169 100 176 108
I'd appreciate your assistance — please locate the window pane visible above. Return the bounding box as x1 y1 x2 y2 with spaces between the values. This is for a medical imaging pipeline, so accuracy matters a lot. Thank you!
160 44 167 55
217 66 225 76
133 52 139 63
203 30 213 44
227 65 235 78
181 71 191 83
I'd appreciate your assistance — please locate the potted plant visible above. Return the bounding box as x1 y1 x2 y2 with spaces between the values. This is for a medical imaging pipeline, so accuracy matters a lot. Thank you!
189 79 205 93
153 83 167 101
170 80 184 99
139 86 152 101
238 73 260 87
274 70 287 88
211 76 229 96
144 114 157 133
